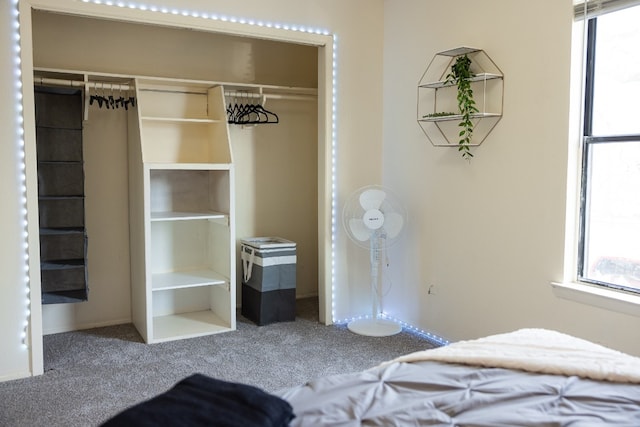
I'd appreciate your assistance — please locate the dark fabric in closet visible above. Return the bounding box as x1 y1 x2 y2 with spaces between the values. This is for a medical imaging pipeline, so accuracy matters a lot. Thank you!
35 86 88 303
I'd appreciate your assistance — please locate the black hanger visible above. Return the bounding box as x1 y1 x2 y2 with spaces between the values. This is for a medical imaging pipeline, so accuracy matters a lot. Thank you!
227 91 279 125
254 103 279 124
89 82 136 111
237 93 262 124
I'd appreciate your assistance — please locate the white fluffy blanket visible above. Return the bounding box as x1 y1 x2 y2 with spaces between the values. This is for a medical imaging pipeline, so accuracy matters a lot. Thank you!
383 328 640 384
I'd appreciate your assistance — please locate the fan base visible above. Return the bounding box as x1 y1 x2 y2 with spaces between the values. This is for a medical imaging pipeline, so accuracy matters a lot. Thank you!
347 318 402 337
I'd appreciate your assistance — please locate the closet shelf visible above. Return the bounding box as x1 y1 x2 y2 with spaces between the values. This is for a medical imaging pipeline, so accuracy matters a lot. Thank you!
152 311 232 343
150 211 227 222
34 67 318 99
141 116 223 124
145 163 233 170
152 269 228 291
419 112 502 122
136 76 317 98
419 72 502 89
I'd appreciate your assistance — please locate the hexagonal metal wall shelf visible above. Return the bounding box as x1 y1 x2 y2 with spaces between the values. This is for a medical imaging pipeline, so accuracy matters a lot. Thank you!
417 47 503 148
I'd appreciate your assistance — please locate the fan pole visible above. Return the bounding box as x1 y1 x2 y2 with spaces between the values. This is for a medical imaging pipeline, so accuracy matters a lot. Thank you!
371 239 380 321
347 232 402 337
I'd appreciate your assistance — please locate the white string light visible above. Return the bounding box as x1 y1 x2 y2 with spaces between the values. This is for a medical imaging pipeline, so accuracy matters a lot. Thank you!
334 314 449 347
331 35 338 323
11 0 30 350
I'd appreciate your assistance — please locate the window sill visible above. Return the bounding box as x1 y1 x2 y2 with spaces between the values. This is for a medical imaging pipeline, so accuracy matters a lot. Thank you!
551 281 640 318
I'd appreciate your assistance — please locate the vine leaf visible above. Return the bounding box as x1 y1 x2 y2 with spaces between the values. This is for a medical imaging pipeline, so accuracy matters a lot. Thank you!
445 54 476 161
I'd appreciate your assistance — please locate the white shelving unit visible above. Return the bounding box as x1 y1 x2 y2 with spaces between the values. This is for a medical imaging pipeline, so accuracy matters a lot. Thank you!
128 78 235 343
417 47 503 148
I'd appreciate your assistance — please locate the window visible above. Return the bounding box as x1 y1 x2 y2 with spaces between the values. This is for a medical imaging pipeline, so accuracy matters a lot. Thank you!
577 2 640 293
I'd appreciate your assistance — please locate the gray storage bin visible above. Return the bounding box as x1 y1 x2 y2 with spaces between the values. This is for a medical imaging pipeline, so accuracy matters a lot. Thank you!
39 197 85 229
35 127 83 162
40 229 87 262
34 87 83 129
37 162 85 197
241 237 296 325
41 261 87 293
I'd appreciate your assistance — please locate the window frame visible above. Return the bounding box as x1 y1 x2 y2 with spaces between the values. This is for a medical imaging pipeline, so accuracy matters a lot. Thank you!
577 12 640 294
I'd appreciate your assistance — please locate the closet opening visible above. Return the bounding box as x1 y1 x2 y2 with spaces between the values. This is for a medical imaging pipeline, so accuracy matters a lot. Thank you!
22 2 333 356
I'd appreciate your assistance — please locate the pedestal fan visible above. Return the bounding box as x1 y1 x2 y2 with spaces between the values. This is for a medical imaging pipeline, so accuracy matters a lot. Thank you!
343 185 407 336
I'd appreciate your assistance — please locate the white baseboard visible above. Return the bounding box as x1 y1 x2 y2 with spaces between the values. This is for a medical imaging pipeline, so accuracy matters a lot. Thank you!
43 317 132 336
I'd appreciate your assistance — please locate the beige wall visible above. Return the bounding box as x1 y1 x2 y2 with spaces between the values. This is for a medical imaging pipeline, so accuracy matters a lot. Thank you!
382 0 640 355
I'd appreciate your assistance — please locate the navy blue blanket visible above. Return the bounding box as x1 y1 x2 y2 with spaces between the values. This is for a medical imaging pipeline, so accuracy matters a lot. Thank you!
102 374 294 427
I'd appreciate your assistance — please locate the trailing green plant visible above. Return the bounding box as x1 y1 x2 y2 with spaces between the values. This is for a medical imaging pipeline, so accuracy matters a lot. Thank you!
445 54 479 160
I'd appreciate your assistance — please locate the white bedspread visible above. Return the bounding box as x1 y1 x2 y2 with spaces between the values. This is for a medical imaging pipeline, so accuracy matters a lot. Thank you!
383 328 640 383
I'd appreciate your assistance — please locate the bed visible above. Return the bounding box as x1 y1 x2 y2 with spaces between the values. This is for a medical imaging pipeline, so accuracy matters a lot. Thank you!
278 328 640 426
102 328 640 426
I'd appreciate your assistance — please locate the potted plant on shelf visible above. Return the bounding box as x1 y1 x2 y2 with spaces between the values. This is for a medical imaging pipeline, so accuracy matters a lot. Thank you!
445 54 478 160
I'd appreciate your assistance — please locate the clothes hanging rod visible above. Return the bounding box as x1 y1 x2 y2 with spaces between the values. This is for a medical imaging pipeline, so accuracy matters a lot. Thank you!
138 88 316 101
223 90 315 102
35 76 133 91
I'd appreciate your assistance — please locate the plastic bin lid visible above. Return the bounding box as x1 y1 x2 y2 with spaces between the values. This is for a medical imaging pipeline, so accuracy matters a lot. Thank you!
241 237 296 249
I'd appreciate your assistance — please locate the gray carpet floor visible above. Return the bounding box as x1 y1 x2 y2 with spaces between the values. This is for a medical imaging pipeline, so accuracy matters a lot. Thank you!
0 298 437 426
